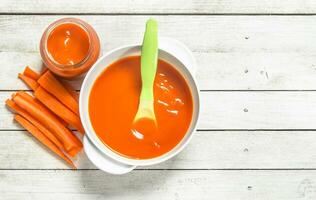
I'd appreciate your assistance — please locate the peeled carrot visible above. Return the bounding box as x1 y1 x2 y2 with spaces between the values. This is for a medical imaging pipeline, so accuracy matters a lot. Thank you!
18 73 39 90
34 87 85 134
6 99 63 149
13 94 82 156
17 91 49 111
16 91 68 127
23 66 79 100
41 68 48 75
68 146 82 158
23 66 40 80
14 114 76 169
37 71 79 115
59 79 79 100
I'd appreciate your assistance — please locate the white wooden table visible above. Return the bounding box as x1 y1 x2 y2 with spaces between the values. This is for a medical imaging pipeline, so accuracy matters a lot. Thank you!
2 1 316 199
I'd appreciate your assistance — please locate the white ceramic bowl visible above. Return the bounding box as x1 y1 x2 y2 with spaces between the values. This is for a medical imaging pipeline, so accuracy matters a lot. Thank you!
80 38 200 174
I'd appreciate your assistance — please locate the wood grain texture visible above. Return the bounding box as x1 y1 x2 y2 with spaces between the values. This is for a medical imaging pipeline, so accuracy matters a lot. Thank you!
2 3 316 199
3 16 316 90
2 130 316 169
3 91 316 130
4 52 316 90
3 16 316 53
2 0 316 14
1 170 316 199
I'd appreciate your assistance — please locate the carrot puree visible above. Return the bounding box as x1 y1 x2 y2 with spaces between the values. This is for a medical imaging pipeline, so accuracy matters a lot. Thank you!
89 56 193 159
47 23 90 66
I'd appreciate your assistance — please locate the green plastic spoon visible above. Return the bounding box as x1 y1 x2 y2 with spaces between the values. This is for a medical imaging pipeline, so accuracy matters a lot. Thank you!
133 19 158 124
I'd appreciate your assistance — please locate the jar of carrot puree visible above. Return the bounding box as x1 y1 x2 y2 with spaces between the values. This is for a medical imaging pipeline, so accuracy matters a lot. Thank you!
40 18 100 78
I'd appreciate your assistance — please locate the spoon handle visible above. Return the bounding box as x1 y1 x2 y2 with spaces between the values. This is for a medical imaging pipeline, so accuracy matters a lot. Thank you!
140 19 158 101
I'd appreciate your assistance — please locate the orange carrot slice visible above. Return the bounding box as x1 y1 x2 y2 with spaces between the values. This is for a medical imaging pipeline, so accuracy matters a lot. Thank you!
14 114 76 169
37 71 79 115
18 73 39 90
23 66 40 80
41 68 48 75
68 146 82 158
6 99 63 149
13 94 82 156
34 87 85 134
16 91 68 127
59 79 79 100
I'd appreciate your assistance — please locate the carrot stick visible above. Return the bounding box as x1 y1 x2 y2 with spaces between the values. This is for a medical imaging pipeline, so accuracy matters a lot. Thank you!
14 114 76 169
37 71 79 115
59 79 79 100
18 73 39 90
68 147 81 158
23 66 40 80
34 87 85 134
6 99 63 149
12 94 82 156
40 68 48 75
16 91 68 127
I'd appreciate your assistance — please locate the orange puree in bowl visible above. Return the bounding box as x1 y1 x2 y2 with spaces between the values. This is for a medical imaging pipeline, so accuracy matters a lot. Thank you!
89 56 193 159
47 23 90 66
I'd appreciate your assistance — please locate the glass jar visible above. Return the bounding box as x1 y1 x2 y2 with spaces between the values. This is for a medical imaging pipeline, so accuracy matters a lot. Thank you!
40 18 100 79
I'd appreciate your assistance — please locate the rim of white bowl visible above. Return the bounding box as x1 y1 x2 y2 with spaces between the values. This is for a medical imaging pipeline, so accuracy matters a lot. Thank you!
80 44 200 166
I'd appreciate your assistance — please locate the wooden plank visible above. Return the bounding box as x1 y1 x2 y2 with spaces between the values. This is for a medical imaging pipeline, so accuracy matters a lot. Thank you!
3 91 316 130
4 52 316 90
1 170 315 199
2 16 316 53
2 0 316 14
2 130 316 169
3 16 316 90
199 91 316 129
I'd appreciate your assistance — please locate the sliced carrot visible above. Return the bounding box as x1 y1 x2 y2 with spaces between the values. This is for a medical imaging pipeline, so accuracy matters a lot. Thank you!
68 146 82 157
16 91 56 118
18 73 39 90
6 99 63 149
59 79 79 100
11 92 17 99
34 87 85 134
37 71 79 115
14 114 76 169
14 92 77 153
23 66 40 80
15 91 68 127
12 94 82 156
40 68 48 75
